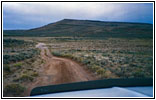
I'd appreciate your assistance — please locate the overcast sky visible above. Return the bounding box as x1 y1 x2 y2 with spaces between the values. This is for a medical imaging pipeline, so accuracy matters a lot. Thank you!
3 2 153 30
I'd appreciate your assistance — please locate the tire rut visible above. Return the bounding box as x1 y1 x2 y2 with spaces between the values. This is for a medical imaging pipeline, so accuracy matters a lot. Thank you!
25 43 98 96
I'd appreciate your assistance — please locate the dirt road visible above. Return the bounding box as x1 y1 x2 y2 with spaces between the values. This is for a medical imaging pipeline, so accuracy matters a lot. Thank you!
25 43 97 96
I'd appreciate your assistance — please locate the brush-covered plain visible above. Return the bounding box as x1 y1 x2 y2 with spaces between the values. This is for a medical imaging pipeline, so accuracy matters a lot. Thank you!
3 38 43 97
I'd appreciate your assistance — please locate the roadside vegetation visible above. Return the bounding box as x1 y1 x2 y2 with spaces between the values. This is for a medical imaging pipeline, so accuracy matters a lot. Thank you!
3 38 42 97
3 36 153 96
3 83 25 97
50 37 153 79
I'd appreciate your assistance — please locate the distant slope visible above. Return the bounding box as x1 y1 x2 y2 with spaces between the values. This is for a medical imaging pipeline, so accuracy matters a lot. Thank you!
3 19 153 38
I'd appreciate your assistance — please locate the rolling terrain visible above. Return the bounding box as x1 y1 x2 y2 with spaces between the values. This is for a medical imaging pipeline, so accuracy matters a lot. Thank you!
4 19 153 38
3 19 153 97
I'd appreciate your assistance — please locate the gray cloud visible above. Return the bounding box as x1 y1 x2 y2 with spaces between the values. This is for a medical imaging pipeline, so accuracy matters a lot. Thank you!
3 2 153 29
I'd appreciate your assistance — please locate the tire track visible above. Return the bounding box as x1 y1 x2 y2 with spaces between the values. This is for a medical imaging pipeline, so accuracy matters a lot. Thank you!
25 43 98 96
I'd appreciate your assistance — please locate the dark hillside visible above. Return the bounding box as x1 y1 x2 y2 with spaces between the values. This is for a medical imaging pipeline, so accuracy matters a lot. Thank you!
4 19 153 38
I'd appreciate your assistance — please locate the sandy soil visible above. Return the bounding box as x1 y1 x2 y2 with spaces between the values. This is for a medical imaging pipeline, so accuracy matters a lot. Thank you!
25 43 98 96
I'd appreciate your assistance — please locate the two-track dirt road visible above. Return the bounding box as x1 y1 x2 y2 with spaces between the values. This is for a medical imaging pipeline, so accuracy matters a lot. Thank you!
25 43 98 96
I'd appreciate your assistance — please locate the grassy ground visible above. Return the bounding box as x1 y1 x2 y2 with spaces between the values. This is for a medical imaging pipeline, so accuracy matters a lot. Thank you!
3 37 153 96
3 38 43 97
49 37 153 79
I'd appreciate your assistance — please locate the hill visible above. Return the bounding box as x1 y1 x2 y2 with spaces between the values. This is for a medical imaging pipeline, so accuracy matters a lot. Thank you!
3 19 153 38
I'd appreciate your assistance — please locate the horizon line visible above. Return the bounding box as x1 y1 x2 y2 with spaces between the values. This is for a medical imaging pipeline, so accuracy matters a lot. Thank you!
3 19 153 30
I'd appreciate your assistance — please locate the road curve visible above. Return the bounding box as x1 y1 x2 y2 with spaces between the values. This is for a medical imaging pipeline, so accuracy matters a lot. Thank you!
25 43 98 96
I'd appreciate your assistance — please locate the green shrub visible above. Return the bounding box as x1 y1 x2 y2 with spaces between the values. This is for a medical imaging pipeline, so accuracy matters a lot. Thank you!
3 83 25 97
62 54 73 58
13 62 23 68
41 59 45 64
76 57 84 62
96 68 106 75
101 70 112 78
3 49 39 64
3 65 10 72
82 59 91 65
52 51 62 56
31 72 39 77
90 65 101 72
15 74 34 82
133 69 145 78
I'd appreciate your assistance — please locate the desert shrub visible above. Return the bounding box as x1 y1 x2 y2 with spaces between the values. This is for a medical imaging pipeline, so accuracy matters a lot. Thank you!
4 39 26 47
133 69 145 78
129 63 138 67
82 59 91 65
13 62 23 68
102 53 109 56
3 83 25 97
3 65 10 72
145 64 153 71
52 51 62 56
15 74 34 82
96 68 106 76
71 56 78 61
3 38 35 48
41 59 45 64
90 65 101 72
3 49 39 64
62 54 73 58
101 70 112 78
31 72 39 77
115 67 126 77
52 51 75 60
100 60 107 66
76 57 84 62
